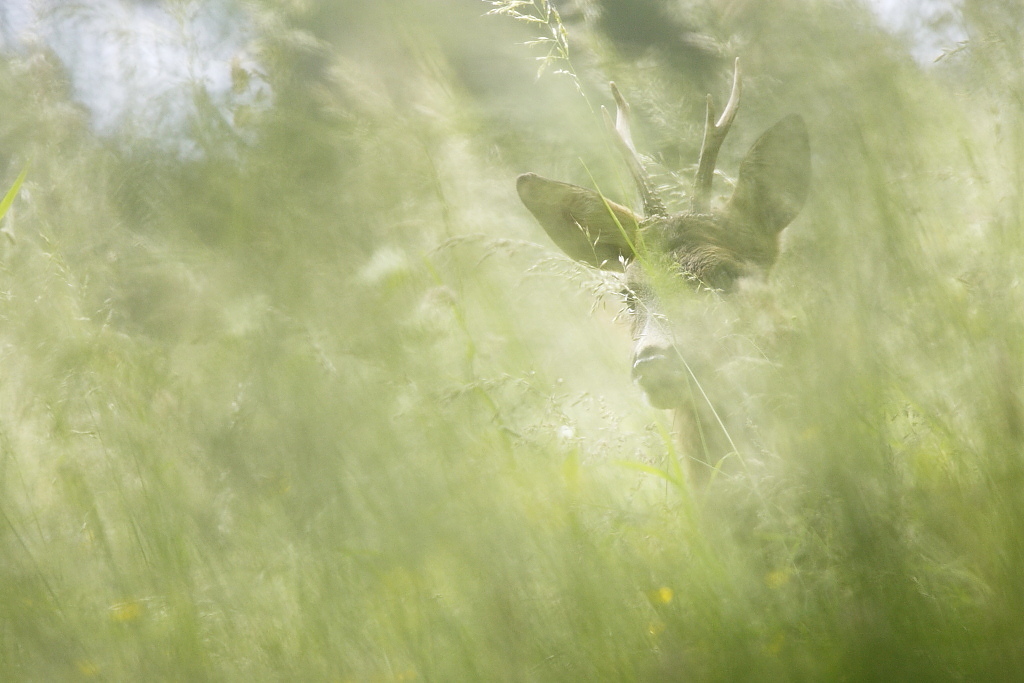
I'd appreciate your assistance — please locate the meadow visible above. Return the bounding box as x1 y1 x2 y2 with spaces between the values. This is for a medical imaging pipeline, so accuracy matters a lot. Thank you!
1 0 1023 680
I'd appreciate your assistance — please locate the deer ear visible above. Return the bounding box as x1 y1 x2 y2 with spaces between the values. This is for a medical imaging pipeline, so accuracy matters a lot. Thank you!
517 173 639 271
725 114 810 236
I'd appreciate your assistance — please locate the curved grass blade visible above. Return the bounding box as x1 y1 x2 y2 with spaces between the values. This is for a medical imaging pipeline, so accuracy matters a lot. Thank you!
0 163 29 222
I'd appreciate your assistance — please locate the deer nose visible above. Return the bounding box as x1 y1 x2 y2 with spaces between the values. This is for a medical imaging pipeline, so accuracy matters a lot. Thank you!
631 331 686 410
632 341 673 370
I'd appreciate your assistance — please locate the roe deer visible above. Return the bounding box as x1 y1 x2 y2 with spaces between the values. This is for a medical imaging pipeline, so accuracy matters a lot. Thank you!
517 60 810 482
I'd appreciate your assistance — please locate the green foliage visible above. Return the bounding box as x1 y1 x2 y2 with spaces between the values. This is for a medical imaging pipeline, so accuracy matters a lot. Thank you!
0 163 27 222
0 0 1023 680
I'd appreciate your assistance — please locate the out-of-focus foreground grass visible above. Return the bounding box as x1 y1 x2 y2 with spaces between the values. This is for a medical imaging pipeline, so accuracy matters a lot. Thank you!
1 0 1023 679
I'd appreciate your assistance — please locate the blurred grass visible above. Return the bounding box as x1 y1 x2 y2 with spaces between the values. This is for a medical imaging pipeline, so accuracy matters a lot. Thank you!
0 0 1023 680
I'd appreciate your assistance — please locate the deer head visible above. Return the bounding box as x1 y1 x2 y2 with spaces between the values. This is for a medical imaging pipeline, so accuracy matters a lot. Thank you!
517 60 810 411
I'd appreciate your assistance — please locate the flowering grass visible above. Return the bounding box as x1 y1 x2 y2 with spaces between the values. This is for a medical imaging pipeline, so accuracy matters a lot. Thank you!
0 0 1022 680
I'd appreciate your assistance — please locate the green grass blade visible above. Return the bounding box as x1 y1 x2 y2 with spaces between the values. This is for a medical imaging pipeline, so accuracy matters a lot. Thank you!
615 459 683 488
0 163 29 221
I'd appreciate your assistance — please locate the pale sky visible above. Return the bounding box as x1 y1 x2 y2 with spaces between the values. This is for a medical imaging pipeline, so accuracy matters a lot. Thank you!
865 0 965 62
0 0 965 150
0 0 263 154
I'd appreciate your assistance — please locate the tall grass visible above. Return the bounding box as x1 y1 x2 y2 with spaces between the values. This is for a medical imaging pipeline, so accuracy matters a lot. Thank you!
0 0 1022 679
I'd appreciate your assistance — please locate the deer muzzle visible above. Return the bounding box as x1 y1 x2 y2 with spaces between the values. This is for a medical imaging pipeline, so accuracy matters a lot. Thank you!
630 314 687 409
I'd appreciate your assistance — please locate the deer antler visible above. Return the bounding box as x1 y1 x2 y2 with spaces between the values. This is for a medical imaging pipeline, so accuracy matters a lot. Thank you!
690 57 742 214
603 83 668 218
